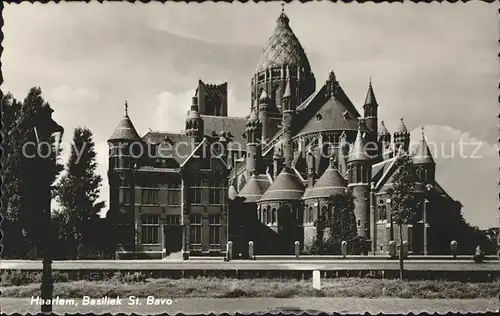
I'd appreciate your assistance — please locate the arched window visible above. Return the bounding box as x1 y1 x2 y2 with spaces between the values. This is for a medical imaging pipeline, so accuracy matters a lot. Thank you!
308 206 313 223
271 208 277 224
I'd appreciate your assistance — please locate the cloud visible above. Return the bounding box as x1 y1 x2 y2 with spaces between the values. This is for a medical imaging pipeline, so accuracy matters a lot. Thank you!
409 125 499 229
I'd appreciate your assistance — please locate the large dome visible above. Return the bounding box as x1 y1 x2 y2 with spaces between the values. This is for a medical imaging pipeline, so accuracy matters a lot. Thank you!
256 11 311 73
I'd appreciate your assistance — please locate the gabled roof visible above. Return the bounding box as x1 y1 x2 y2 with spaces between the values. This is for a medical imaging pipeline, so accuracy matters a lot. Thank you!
371 157 395 185
258 167 305 202
179 137 230 171
294 78 364 137
256 10 311 73
237 173 272 203
200 115 247 151
109 114 141 142
303 161 347 200
374 155 425 194
142 131 192 164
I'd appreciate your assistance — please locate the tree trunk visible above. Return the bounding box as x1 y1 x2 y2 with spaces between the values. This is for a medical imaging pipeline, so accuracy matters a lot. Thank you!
399 225 404 280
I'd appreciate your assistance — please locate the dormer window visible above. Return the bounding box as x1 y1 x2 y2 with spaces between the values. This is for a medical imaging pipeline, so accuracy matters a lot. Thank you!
316 114 322 121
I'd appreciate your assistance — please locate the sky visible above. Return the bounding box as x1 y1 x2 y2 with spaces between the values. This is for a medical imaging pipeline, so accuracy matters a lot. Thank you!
3 2 498 228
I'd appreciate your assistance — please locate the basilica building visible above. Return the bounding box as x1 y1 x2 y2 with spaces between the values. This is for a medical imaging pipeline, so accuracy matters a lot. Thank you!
106 9 460 259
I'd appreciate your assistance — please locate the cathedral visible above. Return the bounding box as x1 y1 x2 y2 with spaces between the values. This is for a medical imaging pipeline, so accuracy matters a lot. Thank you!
106 9 460 259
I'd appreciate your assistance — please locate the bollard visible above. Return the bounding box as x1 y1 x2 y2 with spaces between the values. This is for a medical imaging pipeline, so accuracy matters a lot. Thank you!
341 241 347 258
402 241 409 259
248 241 255 260
450 240 458 258
226 241 233 261
388 241 396 259
473 245 483 263
294 241 300 259
312 270 321 290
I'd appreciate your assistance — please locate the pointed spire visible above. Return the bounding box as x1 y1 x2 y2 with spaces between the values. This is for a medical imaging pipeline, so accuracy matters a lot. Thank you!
329 156 336 168
277 2 289 25
283 77 292 99
348 122 369 162
248 108 259 122
395 118 408 134
364 78 378 106
378 120 389 136
109 101 141 142
413 125 435 165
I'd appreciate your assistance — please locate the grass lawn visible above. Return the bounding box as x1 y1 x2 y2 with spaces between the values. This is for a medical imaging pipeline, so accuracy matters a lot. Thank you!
2 276 500 299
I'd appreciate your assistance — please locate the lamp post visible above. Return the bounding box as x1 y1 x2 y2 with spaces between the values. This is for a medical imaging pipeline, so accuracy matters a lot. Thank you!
34 104 64 314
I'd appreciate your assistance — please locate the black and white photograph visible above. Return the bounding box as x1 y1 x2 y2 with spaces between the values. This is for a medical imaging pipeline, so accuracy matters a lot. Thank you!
1 1 499 314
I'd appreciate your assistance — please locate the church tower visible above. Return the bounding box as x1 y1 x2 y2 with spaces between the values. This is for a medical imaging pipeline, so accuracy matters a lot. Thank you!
185 92 204 145
245 109 263 176
413 126 436 184
282 74 295 168
251 6 316 116
363 79 378 160
258 89 270 143
394 118 410 153
107 101 142 247
378 121 392 161
347 122 372 238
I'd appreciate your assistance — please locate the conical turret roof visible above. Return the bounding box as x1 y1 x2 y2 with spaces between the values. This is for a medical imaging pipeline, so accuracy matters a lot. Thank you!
108 102 141 142
256 9 311 73
258 167 305 202
364 79 378 106
303 158 347 199
238 173 272 203
413 126 435 165
394 118 408 134
348 123 370 162
378 120 389 136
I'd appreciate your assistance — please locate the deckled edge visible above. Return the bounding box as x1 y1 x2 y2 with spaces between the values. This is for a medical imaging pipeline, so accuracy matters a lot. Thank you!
0 0 498 4
0 0 5 298
0 1 499 316
2 312 500 316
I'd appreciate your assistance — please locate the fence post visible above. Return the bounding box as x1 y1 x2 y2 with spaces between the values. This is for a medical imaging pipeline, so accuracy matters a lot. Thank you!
402 241 409 259
389 241 396 259
312 270 321 290
248 241 255 260
226 241 233 261
341 241 347 258
450 240 457 258
294 241 300 259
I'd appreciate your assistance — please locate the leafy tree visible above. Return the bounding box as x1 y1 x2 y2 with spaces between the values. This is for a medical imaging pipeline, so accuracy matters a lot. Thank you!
306 190 367 255
55 127 105 258
1 88 64 258
387 154 420 279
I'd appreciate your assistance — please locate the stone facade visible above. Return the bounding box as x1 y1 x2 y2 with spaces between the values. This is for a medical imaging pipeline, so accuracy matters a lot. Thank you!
107 9 461 258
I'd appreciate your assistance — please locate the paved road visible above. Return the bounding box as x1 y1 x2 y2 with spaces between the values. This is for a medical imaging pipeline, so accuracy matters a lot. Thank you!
1 297 498 314
2 259 500 271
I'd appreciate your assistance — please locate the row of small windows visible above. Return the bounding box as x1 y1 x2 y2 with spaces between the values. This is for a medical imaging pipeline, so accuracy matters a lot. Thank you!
347 164 370 183
258 206 277 225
